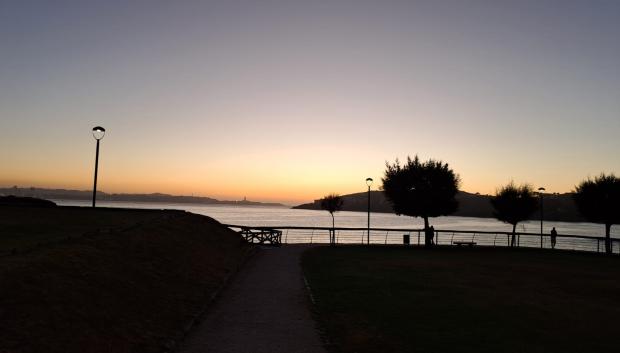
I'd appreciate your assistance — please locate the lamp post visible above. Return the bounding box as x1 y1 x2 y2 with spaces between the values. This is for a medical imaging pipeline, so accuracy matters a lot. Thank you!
538 187 545 248
366 177 373 245
92 126 106 208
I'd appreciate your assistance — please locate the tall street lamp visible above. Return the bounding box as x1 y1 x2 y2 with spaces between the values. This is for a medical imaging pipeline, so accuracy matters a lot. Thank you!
366 177 373 245
92 126 106 208
538 186 545 248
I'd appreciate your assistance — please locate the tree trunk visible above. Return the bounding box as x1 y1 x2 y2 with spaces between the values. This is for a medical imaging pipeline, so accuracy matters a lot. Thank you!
605 223 612 254
331 213 335 246
423 216 430 248
511 224 517 247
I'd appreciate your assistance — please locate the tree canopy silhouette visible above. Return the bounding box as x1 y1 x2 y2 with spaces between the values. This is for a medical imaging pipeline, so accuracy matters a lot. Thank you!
320 193 344 245
573 174 620 254
382 156 460 243
491 182 538 247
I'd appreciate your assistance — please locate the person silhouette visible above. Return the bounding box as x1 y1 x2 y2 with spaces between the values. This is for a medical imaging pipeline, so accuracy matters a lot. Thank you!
550 227 557 249
424 226 433 247
430 226 435 245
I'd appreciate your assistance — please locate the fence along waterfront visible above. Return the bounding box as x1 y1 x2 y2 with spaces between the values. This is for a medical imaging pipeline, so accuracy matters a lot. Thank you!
224 224 620 254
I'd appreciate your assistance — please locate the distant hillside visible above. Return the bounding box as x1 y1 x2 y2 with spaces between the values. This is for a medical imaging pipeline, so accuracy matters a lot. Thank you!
293 191 585 222
0 186 284 207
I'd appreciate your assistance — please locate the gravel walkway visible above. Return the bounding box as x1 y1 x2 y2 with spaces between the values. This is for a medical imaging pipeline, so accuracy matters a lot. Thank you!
179 245 326 353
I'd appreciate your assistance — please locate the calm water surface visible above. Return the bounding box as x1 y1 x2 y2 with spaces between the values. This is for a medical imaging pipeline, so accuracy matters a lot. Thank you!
55 199 619 238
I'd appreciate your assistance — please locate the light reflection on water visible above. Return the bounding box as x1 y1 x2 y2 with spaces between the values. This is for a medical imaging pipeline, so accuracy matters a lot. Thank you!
54 199 619 238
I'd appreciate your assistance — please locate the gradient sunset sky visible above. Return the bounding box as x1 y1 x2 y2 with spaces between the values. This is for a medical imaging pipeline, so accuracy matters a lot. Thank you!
1 0 619 204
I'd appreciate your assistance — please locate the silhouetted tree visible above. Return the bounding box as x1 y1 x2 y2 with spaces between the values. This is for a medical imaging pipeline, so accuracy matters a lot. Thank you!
320 194 343 245
382 156 460 247
491 183 538 247
573 174 620 254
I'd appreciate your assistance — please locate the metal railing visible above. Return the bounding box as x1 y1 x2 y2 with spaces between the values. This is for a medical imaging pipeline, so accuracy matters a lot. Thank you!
223 224 620 255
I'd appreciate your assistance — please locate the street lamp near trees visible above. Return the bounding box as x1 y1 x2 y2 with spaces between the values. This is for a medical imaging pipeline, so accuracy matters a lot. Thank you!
366 177 373 245
538 187 546 248
92 126 105 208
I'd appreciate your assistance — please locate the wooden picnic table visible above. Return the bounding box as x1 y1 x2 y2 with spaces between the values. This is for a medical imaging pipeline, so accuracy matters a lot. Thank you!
239 227 282 246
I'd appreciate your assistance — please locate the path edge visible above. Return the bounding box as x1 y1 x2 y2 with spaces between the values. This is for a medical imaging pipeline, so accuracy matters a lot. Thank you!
164 244 258 353
300 246 334 352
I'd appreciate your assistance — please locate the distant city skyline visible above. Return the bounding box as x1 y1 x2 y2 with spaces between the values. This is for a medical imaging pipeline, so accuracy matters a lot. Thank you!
1 0 619 204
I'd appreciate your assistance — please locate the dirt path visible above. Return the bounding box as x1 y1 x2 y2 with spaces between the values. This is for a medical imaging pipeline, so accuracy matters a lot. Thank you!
179 245 326 353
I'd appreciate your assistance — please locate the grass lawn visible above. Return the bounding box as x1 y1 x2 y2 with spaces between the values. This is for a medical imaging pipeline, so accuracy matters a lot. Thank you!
0 206 251 353
302 246 620 353
0 205 166 255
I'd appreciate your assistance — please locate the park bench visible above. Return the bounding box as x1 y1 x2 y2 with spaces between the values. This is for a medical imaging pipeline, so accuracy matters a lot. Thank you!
238 227 282 246
453 241 476 247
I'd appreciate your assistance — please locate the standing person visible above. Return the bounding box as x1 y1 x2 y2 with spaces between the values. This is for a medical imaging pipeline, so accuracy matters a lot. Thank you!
430 226 435 245
424 226 432 247
550 227 557 249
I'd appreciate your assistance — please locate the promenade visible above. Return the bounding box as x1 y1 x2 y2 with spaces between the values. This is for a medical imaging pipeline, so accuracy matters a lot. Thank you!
179 245 325 353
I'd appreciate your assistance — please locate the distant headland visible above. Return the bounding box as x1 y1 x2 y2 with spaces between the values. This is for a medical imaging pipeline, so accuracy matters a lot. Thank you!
0 186 284 207
293 190 585 223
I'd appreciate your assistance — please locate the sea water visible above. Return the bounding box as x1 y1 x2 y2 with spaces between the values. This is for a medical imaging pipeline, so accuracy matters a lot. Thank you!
54 199 618 239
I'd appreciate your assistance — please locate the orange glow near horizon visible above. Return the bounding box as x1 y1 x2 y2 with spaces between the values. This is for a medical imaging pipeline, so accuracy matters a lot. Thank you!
1 117 616 204
1 152 613 205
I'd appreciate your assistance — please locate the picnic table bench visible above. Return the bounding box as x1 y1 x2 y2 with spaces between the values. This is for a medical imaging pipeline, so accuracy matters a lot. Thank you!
238 227 282 246
453 241 476 247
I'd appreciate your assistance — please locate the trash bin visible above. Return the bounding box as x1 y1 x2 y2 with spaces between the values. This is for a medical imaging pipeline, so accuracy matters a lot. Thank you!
403 234 410 245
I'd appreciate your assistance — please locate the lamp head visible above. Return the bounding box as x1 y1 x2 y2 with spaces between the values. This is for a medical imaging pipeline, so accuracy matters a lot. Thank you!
92 126 106 140
538 187 546 192
366 177 373 187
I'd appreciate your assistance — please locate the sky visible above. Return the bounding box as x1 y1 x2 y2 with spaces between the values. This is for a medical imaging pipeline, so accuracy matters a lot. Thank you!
1 0 619 204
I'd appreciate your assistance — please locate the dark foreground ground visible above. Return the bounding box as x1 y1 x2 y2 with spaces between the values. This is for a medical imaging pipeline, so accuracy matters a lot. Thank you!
0 206 251 353
302 246 620 353
180 245 325 353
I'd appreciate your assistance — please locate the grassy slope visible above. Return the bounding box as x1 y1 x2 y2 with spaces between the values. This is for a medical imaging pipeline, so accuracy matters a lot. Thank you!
0 207 251 353
303 246 620 353
0 206 165 255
